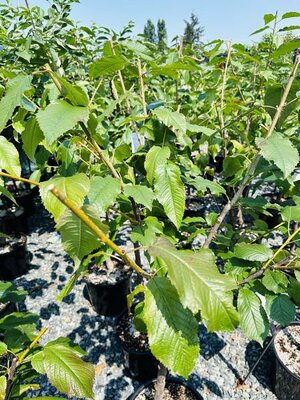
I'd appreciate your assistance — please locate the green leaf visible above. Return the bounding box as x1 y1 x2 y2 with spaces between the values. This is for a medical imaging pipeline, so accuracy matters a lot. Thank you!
40 174 90 221
0 282 27 303
155 162 185 229
295 270 300 283
264 83 300 127
191 176 226 196
37 100 89 145
5 325 36 352
0 376 6 400
149 238 239 331
258 133 299 178
238 288 269 345
0 342 7 355
56 205 108 260
264 13 276 24
152 108 191 147
10 383 40 397
281 205 300 222
52 74 89 106
130 216 163 246
0 313 39 330
290 277 300 306
31 340 95 399
122 40 153 61
57 261 86 302
0 185 17 205
22 118 44 161
262 270 289 293
250 26 270 36
0 74 32 132
87 176 121 214
282 12 300 19
273 39 300 57
144 277 199 378
124 184 154 210
145 146 170 185
0 136 21 176
89 55 127 78
234 243 273 262
268 294 296 325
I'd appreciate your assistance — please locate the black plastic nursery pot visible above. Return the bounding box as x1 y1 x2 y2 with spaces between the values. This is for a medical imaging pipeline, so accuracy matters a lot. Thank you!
84 272 132 317
12 189 35 217
0 206 28 234
116 313 159 382
273 322 300 400
122 345 159 382
0 235 31 280
127 377 204 400
0 301 17 319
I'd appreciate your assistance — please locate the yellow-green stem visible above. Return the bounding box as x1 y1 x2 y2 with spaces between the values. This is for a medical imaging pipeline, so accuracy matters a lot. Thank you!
18 327 48 364
48 184 152 279
0 171 40 186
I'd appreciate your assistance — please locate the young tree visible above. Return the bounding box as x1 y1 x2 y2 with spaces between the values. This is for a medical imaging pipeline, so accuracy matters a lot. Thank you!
157 19 167 50
144 19 157 43
183 13 204 46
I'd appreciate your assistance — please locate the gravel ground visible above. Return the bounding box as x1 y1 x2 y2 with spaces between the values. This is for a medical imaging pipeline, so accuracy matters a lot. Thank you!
14 200 279 400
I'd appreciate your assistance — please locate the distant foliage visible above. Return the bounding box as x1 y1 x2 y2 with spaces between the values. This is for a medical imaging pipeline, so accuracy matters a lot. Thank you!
183 13 204 46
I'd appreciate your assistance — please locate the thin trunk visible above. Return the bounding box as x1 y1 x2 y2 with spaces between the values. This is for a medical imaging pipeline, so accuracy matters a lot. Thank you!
154 363 168 400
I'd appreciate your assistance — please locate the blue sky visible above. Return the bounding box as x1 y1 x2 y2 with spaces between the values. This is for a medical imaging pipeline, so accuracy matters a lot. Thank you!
10 0 300 43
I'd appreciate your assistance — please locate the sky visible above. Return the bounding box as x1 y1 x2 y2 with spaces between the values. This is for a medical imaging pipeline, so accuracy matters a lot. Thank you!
9 0 300 44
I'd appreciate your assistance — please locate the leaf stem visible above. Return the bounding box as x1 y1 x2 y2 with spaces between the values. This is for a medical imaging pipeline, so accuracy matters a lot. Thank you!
0 171 40 186
48 184 152 279
18 327 48 364
137 58 147 117
240 225 300 285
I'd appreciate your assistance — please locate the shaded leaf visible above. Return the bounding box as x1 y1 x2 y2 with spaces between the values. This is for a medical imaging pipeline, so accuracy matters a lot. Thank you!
238 288 269 345
0 282 27 303
53 74 89 106
262 270 289 293
0 313 39 330
152 108 191 147
234 243 273 262
268 294 296 325
22 118 44 161
258 133 299 178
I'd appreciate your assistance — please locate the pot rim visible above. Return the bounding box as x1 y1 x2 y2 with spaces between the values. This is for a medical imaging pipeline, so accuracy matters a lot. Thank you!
273 321 300 383
84 268 132 287
126 376 203 400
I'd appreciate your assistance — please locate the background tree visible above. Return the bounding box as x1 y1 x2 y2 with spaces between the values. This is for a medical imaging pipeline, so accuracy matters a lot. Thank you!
144 19 157 43
157 19 167 51
183 13 204 46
